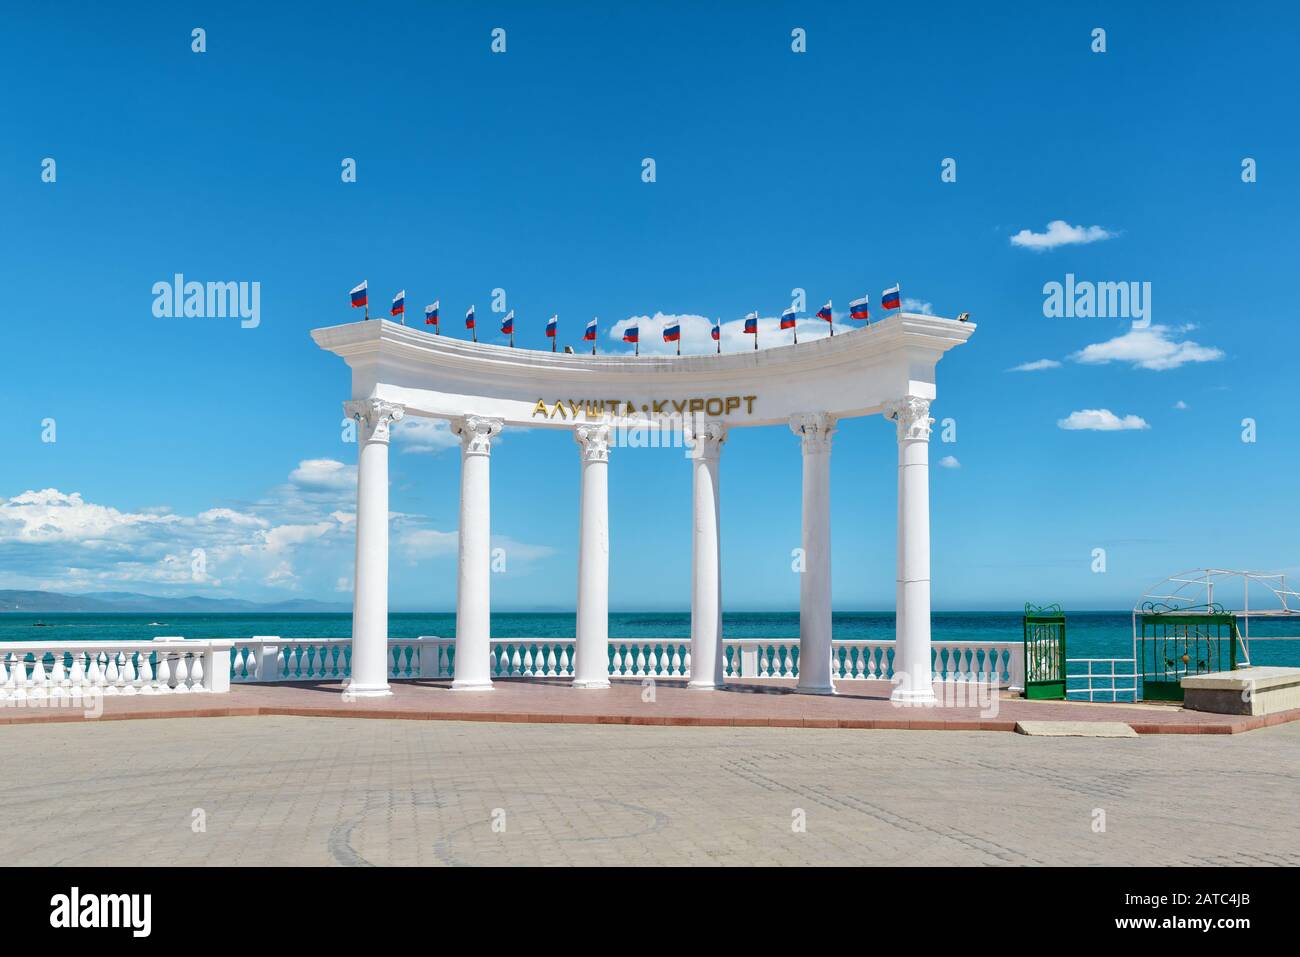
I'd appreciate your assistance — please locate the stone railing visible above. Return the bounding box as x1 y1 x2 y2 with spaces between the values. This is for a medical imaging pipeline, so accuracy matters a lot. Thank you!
229 636 1020 688
1 636 1024 696
0 639 232 699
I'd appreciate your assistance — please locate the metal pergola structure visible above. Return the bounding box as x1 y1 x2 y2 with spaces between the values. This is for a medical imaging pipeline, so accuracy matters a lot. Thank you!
1133 568 1300 667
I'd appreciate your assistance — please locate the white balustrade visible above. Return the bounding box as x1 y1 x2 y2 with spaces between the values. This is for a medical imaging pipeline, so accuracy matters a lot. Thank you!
0 640 232 700
0 636 1025 696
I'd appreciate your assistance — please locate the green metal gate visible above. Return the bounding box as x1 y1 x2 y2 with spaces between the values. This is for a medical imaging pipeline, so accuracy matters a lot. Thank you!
1137 603 1239 701
1022 603 1067 699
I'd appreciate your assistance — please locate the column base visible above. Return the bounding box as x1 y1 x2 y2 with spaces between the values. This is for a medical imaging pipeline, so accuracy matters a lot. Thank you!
572 678 611 689
890 686 937 706
450 679 494 692
687 680 723 691
345 683 393 699
794 683 837 696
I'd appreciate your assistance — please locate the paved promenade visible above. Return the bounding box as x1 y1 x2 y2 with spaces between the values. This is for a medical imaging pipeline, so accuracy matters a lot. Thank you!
2 714 1297 866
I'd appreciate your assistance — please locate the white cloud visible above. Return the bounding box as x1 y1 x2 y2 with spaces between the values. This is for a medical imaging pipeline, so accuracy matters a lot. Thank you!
1174 400 1188 410
289 458 355 492
902 298 934 315
0 457 554 599
398 528 459 558
392 417 460 455
1057 409 1150 431
1009 358 1062 372
0 489 180 544
607 310 853 355
1070 324 1224 371
938 455 960 469
1010 220 1115 251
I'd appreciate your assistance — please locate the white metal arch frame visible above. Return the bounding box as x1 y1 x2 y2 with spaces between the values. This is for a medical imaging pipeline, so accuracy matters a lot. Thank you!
1134 567 1300 665
313 312 976 700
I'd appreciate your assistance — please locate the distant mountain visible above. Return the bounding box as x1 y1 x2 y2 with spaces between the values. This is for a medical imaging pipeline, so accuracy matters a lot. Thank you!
0 590 350 613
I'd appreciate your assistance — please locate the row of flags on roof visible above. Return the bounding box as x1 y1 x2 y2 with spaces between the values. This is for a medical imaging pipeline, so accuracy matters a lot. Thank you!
347 281 906 353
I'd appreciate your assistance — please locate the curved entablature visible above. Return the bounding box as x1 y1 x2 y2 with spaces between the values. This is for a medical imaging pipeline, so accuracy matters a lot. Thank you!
311 312 975 428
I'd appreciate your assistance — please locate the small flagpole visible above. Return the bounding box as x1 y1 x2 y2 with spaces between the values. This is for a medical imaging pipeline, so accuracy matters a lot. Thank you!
552 318 557 352
793 318 798 345
510 326 514 349
754 312 758 351
716 322 721 354
676 333 680 357
592 320 597 356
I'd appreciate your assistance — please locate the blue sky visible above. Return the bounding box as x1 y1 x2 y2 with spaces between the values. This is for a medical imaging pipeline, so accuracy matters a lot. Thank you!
2 1 1297 611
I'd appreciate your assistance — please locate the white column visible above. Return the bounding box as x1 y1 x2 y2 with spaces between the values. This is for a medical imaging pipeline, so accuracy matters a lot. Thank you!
790 413 837 694
344 398 405 697
573 423 611 688
451 414 503 691
685 419 726 689
885 396 936 705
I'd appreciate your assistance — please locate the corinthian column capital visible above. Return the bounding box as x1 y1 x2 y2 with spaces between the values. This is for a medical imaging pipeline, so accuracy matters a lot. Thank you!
453 414 504 456
789 412 837 453
574 423 611 463
683 418 727 460
884 396 933 442
344 399 405 443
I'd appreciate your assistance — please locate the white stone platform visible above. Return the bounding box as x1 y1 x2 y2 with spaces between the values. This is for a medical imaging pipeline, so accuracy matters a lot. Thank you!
1182 666 1300 716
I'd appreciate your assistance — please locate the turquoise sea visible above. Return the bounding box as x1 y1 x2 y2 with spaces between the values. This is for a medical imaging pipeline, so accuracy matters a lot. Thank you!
3 611 1299 668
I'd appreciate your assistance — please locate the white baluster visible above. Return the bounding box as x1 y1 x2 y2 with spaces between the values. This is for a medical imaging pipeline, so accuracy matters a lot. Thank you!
190 651 206 692
137 650 155 693
558 645 570 676
510 645 522 676
635 645 647 676
103 652 121 695
172 652 190 692
155 652 171 693
120 652 137 695
10 654 28 701
42 655 61 701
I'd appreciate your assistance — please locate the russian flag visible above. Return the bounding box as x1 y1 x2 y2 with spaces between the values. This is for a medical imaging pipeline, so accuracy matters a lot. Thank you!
663 321 680 342
780 306 797 330
623 325 639 344
391 290 405 317
425 301 439 325
546 314 557 337
743 311 758 334
350 280 368 308
465 305 476 329
882 284 902 311
817 301 833 322
584 317 598 341
849 296 870 321
711 320 720 341
501 310 514 334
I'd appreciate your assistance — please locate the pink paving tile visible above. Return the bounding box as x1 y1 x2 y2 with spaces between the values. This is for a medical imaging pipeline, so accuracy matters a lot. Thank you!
1 677 1297 735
